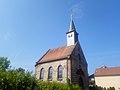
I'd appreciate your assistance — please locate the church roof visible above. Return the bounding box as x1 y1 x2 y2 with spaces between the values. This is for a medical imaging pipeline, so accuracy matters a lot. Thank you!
36 44 76 65
94 66 120 76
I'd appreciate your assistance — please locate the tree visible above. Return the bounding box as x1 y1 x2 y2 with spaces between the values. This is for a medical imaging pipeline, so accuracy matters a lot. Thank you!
0 57 10 70
0 56 39 90
16 67 25 73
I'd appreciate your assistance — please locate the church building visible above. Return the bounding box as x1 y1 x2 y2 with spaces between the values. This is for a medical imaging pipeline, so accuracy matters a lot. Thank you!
35 17 88 90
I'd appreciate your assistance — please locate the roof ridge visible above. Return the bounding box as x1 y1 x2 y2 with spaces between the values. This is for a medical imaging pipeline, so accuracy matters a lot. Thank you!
96 66 120 69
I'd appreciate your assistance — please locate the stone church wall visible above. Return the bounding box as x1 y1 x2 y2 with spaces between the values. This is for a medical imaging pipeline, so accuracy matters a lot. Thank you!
71 43 89 90
35 59 67 83
71 57 79 83
71 44 80 84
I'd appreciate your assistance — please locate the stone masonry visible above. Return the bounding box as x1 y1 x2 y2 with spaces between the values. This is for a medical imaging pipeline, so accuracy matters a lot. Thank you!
35 59 67 83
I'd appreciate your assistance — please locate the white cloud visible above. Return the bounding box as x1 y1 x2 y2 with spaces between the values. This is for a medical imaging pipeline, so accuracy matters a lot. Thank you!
69 1 84 19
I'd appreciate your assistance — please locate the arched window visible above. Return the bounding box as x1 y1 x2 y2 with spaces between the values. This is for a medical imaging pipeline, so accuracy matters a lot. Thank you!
40 68 45 80
58 65 62 80
48 67 53 80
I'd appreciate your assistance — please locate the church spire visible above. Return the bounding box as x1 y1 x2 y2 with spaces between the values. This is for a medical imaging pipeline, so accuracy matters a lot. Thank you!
69 15 76 32
66 16 79 46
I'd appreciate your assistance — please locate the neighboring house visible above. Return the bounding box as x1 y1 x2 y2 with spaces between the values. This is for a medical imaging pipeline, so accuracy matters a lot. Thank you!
94 66 120 90
35 17 89 90
89 74 95 87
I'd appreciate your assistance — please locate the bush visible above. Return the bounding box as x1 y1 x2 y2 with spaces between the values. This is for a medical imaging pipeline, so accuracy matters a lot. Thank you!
0 68 38 90
38 81 81 90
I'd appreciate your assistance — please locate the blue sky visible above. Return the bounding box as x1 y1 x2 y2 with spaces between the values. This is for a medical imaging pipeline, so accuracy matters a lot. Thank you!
0 0 120 74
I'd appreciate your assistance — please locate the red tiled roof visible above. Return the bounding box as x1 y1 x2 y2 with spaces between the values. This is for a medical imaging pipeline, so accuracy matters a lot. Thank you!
94 66 120 76
36 44 76 64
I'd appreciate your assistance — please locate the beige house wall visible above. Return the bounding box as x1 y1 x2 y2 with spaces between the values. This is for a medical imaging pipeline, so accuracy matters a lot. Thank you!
95 76 120 90
35 59 67 83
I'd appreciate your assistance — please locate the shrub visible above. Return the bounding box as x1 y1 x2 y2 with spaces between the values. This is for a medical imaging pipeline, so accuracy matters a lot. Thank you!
0 69 38 90
38 80 81 90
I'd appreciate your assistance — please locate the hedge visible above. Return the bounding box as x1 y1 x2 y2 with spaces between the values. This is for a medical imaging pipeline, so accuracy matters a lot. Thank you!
38 81 81 90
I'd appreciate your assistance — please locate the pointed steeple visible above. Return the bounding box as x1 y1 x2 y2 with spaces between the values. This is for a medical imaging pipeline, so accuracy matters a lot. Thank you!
69 15 76 32
66 16 79 46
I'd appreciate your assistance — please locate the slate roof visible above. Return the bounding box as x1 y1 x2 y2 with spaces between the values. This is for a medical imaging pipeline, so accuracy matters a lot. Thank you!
36 44 76 65
94 66 120 76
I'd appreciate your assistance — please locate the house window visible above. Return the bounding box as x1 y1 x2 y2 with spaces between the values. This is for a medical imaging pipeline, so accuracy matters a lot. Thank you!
48 67 53 80
40 68 45 80
58 65 62 80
